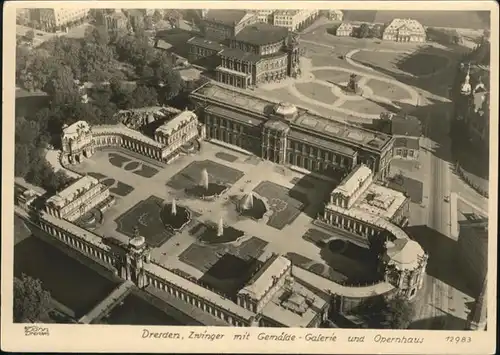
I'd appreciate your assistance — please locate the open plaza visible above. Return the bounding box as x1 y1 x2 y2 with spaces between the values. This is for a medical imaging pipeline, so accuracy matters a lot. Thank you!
70 142 360 291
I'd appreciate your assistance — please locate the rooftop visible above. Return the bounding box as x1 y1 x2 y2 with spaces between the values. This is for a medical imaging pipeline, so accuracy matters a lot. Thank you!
383 238 426 270
93 124 165 149
204 9 251 26
324 201 411 242
187 36 226 52
190 82 392 151
46 175 100 209
332 164 372 198
292 266 394 298
144 261 255 321
261 279 328 327
62 120 91 139
155 110 197 137
394 137 420 150
354 183 409 221
385 18 426 33
239 255 291 301
233 23 289 46
219 48 262 63
205 105 264 126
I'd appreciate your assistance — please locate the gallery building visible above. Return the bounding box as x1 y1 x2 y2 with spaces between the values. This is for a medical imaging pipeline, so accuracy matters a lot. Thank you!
190 82 394 180
382 18 426 43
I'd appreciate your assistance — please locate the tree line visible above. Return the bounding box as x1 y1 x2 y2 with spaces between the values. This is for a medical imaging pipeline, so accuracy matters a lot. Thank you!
15 25 184 192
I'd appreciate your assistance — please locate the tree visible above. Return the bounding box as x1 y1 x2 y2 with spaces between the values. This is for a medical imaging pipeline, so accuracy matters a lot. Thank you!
152 10 163 23
14 274 52 323
25 30 35 44
144 15 155 30
85 25 110 45
357 23 371 38
126 85 158 108
355 293 414 329
369 25 383 39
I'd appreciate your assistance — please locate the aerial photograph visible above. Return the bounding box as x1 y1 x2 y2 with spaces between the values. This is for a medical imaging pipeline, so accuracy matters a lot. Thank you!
13 8 490 330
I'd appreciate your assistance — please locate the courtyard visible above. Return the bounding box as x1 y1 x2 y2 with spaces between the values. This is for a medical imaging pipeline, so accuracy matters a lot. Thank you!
71 142 371 297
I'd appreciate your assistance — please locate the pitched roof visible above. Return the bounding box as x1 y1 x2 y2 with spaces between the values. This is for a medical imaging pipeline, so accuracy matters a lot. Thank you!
391 115 422 137
233 23 289 46
187 36 226 52
204 9 249 26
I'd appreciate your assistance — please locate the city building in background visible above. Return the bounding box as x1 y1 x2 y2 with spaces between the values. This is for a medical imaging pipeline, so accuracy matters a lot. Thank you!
272 9 319 32
382 18 426 42
96 9 129 32
203 9 258 41
29 8 89 31
336 22 354 37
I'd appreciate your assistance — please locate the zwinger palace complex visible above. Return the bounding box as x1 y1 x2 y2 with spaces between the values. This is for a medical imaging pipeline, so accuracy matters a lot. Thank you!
15 83 428 327
14 10 438 328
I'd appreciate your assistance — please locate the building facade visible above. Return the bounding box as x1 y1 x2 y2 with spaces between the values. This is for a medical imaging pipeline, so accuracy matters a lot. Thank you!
203 10 258 41
61 110 202 166
393 137 420 160
272 10 319 32
187 36 226 62
214 23 300 88
190 83 394 180
30 8 89 31
96 10 128 32
336 22 354 37
45 175 111 222
382 18 426 43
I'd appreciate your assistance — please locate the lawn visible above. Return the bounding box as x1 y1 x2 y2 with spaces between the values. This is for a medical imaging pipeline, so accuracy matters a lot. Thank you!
253 181 308 230
215 152 239 163
398 53 450 77
166 160 244 190
115 195 175 247
178 237 268 296
133 164 159 178
311 69 353 84
108 153 131 168
110 182 134 197
295 82 340 105
365 78 412 102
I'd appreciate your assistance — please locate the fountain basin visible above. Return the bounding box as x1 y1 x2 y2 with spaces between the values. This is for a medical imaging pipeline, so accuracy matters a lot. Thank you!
160 204 192 232
185 182 229 200
198 224 245 245
238 194 268 221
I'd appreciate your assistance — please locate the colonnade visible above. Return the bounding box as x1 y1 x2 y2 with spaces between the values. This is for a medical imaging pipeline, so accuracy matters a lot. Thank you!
145 273 250 327
38 219 114 266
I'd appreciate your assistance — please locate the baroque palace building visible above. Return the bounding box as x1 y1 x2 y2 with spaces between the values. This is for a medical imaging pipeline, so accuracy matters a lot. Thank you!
187 9 302 89
190 82 394 180
60 109 202 166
